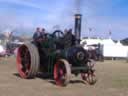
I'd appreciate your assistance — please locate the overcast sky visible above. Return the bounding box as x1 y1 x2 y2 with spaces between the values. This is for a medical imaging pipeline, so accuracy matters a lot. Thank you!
0 0 128 40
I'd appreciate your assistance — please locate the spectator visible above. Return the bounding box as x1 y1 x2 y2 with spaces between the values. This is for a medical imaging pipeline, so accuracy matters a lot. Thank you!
41 28 46 38
33 27 45 41
63 28 76 48
64 29 68 35
33 27 41 40
41 28 45 34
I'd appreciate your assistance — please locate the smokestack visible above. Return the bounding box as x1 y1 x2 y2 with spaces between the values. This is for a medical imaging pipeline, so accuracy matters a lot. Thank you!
74 0 82 44
74 13 82 44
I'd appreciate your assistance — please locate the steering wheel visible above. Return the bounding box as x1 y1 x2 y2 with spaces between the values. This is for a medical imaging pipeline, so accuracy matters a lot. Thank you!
52 30 64 39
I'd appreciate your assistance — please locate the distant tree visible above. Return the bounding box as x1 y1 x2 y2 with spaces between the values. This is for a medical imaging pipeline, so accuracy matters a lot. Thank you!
121 38 128 45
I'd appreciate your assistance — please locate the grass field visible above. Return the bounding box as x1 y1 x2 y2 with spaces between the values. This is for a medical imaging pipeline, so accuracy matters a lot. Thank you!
0 56 128 96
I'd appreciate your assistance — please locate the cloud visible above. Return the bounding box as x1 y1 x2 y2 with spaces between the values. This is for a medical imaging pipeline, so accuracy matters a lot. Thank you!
0 0 128 40
0 0 45 10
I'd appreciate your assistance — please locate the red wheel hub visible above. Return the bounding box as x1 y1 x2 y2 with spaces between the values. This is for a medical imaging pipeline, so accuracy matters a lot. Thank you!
54 62 66 86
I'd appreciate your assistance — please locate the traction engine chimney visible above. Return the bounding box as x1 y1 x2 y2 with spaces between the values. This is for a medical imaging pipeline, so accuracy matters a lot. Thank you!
74 14 82 45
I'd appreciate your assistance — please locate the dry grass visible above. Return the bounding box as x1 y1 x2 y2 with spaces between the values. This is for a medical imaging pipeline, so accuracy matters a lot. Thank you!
0 57 128 96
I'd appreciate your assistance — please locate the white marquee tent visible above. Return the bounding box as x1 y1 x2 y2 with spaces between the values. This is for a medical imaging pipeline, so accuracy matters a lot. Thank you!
0 45 6 56
81 38 128 58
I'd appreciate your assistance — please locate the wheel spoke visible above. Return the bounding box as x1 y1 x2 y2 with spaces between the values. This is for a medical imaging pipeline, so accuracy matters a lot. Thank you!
81 70 96 85
86 71 96 85
20 48 30 74
81 59 96 85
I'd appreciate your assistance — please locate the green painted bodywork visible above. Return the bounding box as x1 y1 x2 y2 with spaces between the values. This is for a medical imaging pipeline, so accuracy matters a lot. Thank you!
35 34 88 75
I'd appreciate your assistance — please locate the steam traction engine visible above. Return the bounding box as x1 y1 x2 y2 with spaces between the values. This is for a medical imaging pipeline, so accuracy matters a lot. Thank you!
16 14 96 86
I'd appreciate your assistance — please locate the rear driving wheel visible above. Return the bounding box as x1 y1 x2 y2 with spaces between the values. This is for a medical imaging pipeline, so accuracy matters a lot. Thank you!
16 43 39 79
54 59 71 86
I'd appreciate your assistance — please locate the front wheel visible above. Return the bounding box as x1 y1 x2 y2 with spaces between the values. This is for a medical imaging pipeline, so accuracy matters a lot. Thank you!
54 59 71 86
81 59 96 85
81 71 96 85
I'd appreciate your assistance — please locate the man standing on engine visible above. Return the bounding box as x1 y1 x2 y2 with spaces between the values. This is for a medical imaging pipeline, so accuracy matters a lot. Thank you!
33 27 41 41
63 28 76 48
33 27 45 41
